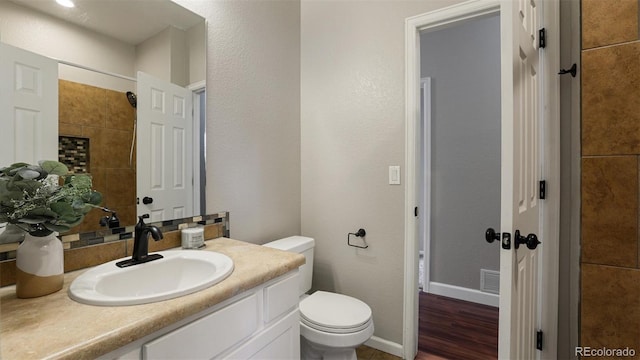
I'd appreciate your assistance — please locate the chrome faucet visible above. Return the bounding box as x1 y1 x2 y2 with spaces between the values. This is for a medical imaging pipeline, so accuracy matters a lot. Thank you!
116 215 164 268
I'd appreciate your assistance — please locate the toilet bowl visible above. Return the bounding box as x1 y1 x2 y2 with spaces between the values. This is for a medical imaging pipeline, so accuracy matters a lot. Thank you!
299 291 374 360
263 236 374 360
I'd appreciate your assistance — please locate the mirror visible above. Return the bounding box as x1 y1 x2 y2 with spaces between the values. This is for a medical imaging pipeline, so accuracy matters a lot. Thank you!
0 0 206 246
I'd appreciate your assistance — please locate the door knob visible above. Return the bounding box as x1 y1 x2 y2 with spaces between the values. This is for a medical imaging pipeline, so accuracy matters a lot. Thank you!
514 230 541 250
142 196 153 205
485 228 511 250
485 228 500 244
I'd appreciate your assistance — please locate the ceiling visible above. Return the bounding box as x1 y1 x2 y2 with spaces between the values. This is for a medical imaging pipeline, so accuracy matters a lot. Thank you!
8 0 204 45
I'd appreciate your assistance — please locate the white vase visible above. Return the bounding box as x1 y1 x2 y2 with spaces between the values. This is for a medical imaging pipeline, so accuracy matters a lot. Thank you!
16 231 64 298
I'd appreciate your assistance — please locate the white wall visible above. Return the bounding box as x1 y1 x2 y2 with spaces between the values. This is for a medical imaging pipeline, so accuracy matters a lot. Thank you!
136 24 205 87
0 0 135 92
136 27 173 85
187 22 206 85
169 26 188 86
175 0 302 243
301 0 464 345
0 1 203 91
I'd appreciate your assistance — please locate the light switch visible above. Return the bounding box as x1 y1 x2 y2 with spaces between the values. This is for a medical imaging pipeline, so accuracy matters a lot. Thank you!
389 166 400 185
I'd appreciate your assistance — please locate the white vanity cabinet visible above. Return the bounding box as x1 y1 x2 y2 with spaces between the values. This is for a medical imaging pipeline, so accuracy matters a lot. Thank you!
105 270 300 360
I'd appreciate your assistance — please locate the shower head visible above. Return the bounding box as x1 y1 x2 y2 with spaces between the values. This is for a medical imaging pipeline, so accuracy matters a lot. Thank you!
126 91 137 108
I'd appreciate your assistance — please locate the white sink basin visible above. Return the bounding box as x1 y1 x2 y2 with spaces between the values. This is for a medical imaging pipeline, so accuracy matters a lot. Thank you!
69 250 234 306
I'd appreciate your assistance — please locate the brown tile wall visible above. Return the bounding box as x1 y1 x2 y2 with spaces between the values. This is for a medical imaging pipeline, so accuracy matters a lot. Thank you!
58 80 137 234
581 0 640 353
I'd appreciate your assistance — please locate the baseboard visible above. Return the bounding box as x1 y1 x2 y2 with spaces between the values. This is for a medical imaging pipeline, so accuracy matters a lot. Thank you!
428 281 499 307
364 336 403 357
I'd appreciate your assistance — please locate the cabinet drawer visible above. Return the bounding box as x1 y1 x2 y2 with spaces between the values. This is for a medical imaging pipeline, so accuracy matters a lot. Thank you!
264 271 299 323
143 294 258 359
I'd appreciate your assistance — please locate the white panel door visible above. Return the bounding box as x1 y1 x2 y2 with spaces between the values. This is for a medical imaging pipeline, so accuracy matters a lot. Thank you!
137 71 193 222
0 42 58 166
499 0 543 358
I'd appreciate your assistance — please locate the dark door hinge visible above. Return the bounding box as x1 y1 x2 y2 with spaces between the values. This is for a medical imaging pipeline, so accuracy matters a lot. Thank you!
538 28 546 49
536 330 543 350
539 180 546 200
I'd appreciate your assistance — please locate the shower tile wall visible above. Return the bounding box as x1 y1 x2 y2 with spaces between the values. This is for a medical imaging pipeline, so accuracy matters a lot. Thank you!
580 0 640 353
58 80 136 233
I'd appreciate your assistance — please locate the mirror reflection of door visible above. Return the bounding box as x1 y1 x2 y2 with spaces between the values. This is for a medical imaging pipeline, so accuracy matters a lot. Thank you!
137 71 195 223
0 43 58 168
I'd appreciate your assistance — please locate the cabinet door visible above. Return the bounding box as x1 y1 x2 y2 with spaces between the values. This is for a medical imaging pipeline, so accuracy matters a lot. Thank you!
264 272 299 323
225 310 300 360
143 294 258 359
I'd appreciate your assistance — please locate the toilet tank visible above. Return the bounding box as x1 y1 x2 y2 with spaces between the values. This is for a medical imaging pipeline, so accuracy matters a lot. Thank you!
263 236 314 296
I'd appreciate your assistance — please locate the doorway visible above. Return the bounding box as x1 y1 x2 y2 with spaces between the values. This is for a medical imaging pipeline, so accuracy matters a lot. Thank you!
416 13 501 359
418 13 501 306
403 1 560 359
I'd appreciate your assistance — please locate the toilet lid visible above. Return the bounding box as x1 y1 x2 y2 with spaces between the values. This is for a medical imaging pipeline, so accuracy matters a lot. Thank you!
299 291 372 333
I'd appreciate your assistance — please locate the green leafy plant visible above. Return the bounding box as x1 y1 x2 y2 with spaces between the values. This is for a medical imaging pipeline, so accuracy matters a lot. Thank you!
0 160 102 236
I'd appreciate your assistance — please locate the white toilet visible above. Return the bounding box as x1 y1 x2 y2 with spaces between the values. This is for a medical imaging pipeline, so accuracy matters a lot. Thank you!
263 236 374 360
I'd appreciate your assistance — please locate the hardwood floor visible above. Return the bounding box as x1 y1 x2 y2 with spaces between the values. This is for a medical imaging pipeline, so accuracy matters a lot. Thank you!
356 292 498 360
417 292 498 360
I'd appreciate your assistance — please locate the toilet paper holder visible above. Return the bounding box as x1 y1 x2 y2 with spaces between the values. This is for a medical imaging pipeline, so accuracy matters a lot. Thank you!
347 228 368 249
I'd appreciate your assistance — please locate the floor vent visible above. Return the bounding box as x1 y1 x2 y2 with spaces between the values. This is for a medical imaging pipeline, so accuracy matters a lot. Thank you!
480 269 500 294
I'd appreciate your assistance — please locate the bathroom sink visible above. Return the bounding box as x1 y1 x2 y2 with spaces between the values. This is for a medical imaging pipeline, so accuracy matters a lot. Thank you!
69 250 234 306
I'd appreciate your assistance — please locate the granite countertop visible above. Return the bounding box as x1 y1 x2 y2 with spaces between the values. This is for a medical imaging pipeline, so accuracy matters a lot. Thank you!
0 238 305 360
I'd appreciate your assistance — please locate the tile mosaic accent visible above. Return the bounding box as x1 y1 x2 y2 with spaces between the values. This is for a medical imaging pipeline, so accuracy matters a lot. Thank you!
63 240 126 274
58 136 90 173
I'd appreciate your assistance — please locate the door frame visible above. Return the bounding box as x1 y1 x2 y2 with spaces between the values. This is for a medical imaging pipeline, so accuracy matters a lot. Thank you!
402 1 560 358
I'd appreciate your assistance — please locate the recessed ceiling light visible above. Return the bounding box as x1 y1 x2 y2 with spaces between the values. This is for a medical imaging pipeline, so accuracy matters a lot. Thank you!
56 0 75 8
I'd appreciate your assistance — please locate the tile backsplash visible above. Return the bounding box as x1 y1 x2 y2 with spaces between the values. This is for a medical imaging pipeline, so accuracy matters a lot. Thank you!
0 212 230 287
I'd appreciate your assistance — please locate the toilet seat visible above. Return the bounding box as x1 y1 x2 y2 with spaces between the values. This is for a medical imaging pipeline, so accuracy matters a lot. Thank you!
300 291 372 334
